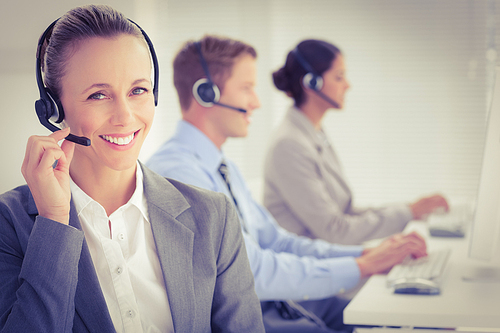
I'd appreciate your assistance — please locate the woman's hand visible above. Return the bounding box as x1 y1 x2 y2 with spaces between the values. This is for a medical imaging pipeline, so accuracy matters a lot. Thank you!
21 128 76 225
355 231 427 278
410 194 449 220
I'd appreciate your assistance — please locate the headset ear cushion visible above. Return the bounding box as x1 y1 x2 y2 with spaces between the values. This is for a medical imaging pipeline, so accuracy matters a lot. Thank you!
45 89 65 123
192 78 221 107
35 98 48 120
198 83 215 102
303 72 323 92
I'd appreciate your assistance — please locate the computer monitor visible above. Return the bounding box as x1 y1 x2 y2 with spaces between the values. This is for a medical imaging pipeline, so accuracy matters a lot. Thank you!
465 66 500 282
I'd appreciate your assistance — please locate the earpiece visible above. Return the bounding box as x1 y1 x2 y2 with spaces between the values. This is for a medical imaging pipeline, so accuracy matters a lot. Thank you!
192 41 247 113
193 78 220 107
35 20 69 136
292 47 323 91
302 72 324 91
35 18 159 146
292 47 339 108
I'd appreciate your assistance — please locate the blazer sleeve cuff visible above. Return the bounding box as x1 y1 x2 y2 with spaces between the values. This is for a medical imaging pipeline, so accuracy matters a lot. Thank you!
20 216 84 285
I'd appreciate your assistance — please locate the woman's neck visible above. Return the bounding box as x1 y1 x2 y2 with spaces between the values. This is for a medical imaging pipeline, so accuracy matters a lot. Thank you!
298 100 327 130
69 157 137 216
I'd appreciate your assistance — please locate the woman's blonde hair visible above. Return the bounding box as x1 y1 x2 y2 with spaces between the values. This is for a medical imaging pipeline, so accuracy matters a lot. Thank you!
40 4 144 99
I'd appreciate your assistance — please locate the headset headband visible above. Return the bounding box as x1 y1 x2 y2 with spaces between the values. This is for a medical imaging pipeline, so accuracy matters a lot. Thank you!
195 41 214 84
292 47 318 76
36 17 159 107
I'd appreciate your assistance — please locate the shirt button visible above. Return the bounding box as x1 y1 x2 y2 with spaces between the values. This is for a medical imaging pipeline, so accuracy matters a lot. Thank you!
116 266 123 275
118 233 125 240
126 310 135 318
303 295 310 300
339 288 345 294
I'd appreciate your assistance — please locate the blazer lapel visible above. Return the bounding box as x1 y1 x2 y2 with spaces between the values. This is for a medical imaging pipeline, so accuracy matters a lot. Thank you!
141 164 195 333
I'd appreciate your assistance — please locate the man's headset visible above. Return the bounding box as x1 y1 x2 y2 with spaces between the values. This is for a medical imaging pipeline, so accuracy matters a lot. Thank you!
35 18 159 146
291 47 340 109
192 41 246 113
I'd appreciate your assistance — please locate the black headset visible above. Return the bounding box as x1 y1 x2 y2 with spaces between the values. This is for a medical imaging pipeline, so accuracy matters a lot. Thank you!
35 18 159 146
192 41 246 113
292 47 339 108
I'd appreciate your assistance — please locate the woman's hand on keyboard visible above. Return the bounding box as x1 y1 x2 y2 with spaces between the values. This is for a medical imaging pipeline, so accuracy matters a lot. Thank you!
355 232 427 278
410 194 449 220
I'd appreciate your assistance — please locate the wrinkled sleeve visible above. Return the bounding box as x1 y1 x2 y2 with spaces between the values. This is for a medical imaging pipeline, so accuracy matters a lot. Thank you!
244 233 360 301
243 201 362 301
0 213 84 333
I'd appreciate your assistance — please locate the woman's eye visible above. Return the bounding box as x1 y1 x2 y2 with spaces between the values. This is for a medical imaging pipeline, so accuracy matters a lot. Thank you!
132 88 147 95
88 92 106 100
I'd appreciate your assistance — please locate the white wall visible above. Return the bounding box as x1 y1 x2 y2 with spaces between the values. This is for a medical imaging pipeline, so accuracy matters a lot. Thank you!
149 0 495 207
0 0 497 211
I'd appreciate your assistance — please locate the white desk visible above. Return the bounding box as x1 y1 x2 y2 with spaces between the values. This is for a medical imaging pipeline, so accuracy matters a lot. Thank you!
344 222 500 330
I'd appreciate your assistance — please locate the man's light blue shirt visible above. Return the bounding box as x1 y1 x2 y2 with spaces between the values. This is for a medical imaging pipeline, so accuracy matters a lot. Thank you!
146 120 363 301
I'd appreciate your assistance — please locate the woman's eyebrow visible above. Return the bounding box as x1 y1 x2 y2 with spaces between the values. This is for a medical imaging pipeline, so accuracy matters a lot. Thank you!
132 78 151 86
82 83 110 94
81 79 150 95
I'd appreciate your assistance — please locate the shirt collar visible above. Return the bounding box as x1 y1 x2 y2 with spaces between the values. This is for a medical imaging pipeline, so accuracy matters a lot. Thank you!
70 161 149 222
129 162 148 223
70 177 93 217
174 120 225 172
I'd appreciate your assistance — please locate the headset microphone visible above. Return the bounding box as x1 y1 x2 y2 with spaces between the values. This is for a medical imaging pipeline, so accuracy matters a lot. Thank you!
292 47 340 109
34 92 92 146
192 41 247 113
35 97 91 146
213 101 247 113
312 87 340 109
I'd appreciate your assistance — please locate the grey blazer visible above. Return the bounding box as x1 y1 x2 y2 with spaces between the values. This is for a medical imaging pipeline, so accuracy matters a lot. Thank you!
0 163 264 332
263 106 412 245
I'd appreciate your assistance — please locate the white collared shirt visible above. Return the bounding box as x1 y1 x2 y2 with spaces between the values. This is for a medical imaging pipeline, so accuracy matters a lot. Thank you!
70 163 174 333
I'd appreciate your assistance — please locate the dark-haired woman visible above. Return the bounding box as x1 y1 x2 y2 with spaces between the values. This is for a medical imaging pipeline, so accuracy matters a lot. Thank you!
0 5 263 332
264 39 448 245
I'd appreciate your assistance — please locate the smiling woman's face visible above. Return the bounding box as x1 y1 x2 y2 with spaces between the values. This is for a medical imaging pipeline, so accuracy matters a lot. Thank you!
60 34 155 173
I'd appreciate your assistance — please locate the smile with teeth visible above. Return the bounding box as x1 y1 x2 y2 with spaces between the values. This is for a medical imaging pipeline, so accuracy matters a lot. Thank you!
101 132 136 145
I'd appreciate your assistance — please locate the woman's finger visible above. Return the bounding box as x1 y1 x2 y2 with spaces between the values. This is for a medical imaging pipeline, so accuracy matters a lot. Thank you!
25 129 70 170
25 139 64 177
48 127 71 142
59 137 76 170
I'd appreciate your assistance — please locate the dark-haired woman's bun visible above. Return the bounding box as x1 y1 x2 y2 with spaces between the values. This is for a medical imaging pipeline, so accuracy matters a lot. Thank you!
272 67 291 92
